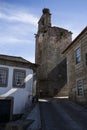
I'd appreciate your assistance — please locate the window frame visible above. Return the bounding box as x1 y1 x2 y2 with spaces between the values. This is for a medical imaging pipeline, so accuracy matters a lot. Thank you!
85 53 87 65
76 79 84 96
13 69 26 88
75 48 81 64
0 67 8 87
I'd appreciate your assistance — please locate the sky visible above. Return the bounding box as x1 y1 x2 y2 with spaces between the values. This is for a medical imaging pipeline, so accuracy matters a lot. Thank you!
0 0 87 63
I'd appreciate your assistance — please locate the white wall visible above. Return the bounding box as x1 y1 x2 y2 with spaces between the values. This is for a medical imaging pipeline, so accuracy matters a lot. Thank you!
0 65 34 114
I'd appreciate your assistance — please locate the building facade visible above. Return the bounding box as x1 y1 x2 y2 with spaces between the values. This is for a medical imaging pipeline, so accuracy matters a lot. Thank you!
0 54 37 122
63 27 87 104
35 8 72 97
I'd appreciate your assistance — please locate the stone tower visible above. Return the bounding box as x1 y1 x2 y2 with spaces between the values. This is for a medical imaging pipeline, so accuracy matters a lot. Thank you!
35 8 72 97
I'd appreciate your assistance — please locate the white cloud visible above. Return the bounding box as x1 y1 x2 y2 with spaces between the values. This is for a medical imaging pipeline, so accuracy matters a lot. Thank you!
0 3 36 63
0 11 38 26
0 36 33 44
0 3 37 46
0 2 39 26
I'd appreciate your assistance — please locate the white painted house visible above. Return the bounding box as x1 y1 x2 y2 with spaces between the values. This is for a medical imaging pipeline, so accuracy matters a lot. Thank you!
0 54 37 122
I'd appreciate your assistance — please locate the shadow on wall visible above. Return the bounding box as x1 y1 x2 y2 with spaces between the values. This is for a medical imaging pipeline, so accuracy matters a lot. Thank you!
49 58 67 95
49 58 67 80
39 58 67 97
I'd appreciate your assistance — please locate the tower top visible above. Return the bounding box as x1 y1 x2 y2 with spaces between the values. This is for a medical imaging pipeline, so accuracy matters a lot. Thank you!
42 8 50 14
38 8 51 33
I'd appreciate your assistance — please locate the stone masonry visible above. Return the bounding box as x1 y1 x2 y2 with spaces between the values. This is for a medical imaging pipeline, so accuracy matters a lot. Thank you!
63 27 87 104
35 8 72 97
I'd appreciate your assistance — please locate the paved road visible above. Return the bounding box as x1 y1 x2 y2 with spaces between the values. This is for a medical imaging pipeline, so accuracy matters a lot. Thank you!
39 98 87 130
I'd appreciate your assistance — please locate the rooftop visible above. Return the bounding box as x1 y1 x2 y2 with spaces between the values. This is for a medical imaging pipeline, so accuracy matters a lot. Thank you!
0 54 31 64
62 26 87 53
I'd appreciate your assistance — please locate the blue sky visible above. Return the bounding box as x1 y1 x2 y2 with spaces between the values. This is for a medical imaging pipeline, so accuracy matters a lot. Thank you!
0 0 87 63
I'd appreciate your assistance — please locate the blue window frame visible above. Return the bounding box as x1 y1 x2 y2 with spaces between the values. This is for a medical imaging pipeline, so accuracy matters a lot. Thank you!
77 79 83 96
76 48 81 64
13 69 26 88
0 68 8 87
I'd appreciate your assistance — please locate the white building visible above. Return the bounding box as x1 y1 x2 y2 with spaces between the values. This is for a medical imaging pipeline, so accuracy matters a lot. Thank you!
0 54 37 122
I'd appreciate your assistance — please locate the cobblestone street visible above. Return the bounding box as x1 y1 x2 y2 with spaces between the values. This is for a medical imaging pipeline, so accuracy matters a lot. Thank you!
39 98 87 130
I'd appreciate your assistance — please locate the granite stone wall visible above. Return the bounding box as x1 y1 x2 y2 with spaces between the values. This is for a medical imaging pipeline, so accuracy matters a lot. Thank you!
66 30 87 104
35 9 72 97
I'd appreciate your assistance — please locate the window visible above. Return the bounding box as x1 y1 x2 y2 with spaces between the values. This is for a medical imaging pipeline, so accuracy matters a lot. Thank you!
85 54 87 65
13 69 26 88
0 68 8 87
77 79 83 96
75 48 81 64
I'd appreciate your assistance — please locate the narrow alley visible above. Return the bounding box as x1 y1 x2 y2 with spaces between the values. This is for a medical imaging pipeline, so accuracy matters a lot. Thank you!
39 98 87 130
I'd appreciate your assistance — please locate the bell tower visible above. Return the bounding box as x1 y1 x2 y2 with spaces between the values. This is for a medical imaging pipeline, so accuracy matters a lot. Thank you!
35 8 72 97
38 8 51 33
35 8 52 65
